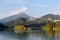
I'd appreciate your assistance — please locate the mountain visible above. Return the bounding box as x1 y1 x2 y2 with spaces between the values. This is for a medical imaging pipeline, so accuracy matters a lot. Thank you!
0 6 34 24
5 17 29 27
0 13 31 24
1 13 60 28
29 14 60 25
41 14 60 20
0 13 34 27
35 14 60 22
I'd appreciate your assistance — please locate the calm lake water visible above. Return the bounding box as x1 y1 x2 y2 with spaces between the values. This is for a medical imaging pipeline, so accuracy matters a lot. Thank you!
0 30 60 40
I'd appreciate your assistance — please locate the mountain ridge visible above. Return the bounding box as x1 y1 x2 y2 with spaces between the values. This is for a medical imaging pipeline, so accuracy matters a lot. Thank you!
41 14 60 20
0 13 32 24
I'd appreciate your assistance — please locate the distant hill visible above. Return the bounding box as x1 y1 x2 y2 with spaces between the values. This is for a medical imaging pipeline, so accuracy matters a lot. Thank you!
41 14 60 20
35 14 60 22
27 14 60 27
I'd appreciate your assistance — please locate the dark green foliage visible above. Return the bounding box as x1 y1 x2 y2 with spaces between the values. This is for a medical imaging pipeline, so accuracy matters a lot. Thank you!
0 23 8 31
5 17 29 27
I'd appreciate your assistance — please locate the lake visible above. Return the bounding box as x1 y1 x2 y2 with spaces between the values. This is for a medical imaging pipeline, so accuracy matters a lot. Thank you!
0 30 60 40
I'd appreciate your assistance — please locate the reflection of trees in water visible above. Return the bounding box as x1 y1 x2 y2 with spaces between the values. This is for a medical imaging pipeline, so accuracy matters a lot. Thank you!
16 32 28 40
44 21 56 40
51 30 55 40
49 22 55 40
43 30 55 40
14 30 60 40
42 21 56 40
16 30 60 40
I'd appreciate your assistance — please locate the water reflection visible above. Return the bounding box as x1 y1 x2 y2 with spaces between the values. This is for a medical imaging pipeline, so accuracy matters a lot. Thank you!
0 30 60 40
43 30 55 40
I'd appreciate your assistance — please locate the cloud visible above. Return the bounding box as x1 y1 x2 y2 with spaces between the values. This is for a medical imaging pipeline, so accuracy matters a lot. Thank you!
33 3 48 8
36 4 48 8
10 6 27 15
5 0 26 4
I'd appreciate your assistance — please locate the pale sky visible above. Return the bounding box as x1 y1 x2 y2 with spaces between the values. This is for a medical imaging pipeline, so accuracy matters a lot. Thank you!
0 0 60 19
